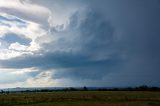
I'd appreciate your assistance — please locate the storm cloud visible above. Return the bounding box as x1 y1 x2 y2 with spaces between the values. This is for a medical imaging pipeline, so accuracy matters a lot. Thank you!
0 0 160 87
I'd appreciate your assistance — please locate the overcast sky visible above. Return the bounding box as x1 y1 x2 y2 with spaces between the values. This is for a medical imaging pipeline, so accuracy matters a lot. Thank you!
0 0 160 88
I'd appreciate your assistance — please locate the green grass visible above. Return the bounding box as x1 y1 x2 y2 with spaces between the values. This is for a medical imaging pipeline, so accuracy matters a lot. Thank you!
0 91 160 106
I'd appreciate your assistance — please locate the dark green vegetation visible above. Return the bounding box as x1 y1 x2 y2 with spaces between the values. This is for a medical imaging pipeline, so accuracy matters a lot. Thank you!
0 91 160 106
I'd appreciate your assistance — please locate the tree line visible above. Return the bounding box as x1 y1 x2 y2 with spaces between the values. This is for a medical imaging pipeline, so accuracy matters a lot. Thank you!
0 86 160 93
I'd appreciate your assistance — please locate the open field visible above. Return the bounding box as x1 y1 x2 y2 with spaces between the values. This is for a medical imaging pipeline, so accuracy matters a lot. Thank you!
0 91 160 106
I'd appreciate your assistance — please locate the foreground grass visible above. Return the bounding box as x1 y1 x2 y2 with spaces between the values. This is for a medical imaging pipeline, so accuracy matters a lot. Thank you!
0 91 160 106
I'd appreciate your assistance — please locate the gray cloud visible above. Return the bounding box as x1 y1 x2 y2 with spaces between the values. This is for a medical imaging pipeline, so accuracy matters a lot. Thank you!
1 0 160 87
1 11 123 83
85 0 160 86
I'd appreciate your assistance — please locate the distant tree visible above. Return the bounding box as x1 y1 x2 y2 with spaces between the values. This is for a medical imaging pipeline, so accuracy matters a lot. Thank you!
139 85 149 90
125 87 133 91
135 85 149 91
69 87 77 91
150 87 159 91
1 90 4 94
83 86 88 91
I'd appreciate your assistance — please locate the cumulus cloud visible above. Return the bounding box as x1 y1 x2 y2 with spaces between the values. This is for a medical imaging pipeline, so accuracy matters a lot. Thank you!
0 2 49 59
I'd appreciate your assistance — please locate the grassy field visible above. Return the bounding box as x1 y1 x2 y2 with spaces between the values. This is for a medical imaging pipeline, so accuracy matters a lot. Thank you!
0 91 160 106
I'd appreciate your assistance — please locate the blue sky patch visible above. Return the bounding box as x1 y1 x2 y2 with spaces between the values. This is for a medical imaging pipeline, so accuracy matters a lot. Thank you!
1 33 31 46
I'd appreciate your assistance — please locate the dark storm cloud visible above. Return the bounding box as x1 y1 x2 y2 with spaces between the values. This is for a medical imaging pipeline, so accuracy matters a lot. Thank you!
85 0 160 86
45 0 160 86
1 0 160 86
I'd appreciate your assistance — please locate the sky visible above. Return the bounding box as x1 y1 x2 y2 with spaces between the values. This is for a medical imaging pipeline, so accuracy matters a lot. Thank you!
0 0 160 88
